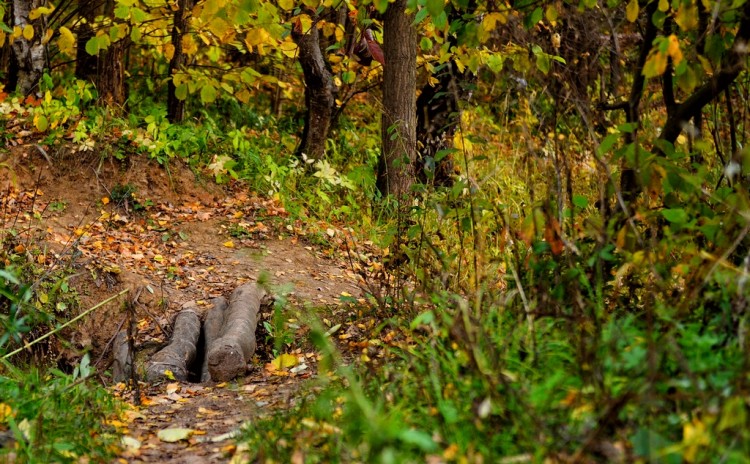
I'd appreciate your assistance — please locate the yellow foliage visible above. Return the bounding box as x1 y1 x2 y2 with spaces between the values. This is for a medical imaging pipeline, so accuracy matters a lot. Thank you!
182 34 198 55
57 26 76 55
164 43 175 60
682 417 710 462
245 28 270 47
667 34 683 64
675 3 699 30
23 25 35 40
626 0 639 22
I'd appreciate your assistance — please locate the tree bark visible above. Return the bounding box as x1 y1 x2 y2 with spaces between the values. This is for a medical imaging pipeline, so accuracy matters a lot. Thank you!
200 296 227 382
75 0 97 83
167 0 193 123
96 38 128 107
10 0 46 96
206 283 264 382
146 305 202 382
378 0 417 197
293 20 335 161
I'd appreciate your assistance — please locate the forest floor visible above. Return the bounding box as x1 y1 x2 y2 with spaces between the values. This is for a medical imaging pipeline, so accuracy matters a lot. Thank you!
1 146 374 463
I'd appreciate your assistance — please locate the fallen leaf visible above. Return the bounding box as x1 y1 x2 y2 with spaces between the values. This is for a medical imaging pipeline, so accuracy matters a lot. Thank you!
157 427 195 442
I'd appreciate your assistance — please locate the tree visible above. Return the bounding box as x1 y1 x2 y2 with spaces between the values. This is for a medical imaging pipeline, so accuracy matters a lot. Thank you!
377 0 417 197
10 0 46 95
167 0 194 123
292 17 335 161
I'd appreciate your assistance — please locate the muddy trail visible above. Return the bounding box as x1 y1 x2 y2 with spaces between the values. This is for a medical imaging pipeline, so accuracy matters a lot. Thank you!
1 148 375 463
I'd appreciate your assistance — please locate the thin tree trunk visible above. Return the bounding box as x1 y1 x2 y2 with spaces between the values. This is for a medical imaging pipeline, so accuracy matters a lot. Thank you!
11 0 45 95
378 0 417 197
293 21 335 161
167 0 193 123
75 0 97 83
97 39 127 107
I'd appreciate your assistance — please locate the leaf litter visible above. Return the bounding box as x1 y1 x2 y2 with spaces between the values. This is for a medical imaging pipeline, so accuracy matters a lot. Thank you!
0 152 399 463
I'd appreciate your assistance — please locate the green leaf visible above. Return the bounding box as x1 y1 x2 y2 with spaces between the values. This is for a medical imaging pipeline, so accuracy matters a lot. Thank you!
35 114 49 132
426 0 443 18
420 36 433 51
200 84 217 103
341 71 355 84
114 4 130 19
572 195 589 209
524 7 543 28
536 52 550 74
85 37 99 56
397 428 437 451
175 83 188 101
661 208 688 224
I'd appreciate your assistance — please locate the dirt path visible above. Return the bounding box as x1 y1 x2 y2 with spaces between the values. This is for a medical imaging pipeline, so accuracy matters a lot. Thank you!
1 149 367 462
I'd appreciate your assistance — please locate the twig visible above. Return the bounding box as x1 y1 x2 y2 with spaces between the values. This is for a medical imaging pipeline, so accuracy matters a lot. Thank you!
2 289 129 360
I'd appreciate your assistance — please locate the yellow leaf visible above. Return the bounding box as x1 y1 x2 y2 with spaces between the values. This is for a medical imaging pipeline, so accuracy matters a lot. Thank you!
0 31 5 47
181 34 198 55
322 21 336 38
23 25 34 40
682 418 710 462
102 196 110 205
41 28 53 44
666 34 683 65
642 50 667 78
335 24 345 42
270 353 298 370
163 369 176 380
12 26 22 40
0 403 14 423
675 3 698 30
236 89 251 103
223 240 235 248
208 17 230 39
279 40 298 58
626 0 639 22
481 12 507 32
164 43 175 60
278 0 294 10
658 0 669 12
245 28 270 46
29 6 55 20
57 26 75 55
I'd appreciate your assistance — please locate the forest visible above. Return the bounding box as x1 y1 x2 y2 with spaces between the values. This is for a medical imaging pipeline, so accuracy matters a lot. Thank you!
1 0 750 461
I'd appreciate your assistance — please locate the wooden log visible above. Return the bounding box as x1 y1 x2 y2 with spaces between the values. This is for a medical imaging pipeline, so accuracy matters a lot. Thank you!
146 304 201 382
111 330 131 383
207 283 264 382
200 296 227 382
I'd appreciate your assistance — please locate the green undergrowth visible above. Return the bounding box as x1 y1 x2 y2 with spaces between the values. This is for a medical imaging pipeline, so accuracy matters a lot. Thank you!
0 268 121 463
0 356 121 463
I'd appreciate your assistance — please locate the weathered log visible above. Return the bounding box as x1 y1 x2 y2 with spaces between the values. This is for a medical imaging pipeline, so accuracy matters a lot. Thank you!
111 330 131 383
146 304 201 382
207 283 264 382
200 296 227 382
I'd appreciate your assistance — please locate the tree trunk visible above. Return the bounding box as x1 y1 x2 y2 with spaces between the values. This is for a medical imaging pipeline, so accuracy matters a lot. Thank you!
96 39 128 107
167 0 193 123
293 21 335 161
416 62 473 186
75 0 97 83
378 0 417 197
10 0 45 95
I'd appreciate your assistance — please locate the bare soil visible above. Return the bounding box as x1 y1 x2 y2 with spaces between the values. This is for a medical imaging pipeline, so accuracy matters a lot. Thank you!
1 146 366 463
